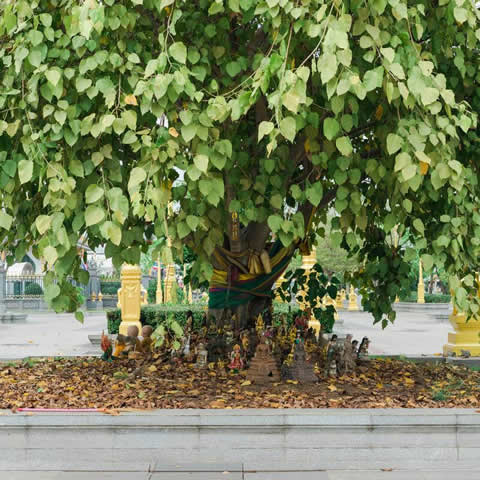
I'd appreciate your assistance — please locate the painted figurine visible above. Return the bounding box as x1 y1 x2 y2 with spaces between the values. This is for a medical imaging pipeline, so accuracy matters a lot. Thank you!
100 331 112 361
325 334 338 377
229 344 244 372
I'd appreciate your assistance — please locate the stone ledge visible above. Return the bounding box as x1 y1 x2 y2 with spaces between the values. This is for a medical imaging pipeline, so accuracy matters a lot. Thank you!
1 409 480 472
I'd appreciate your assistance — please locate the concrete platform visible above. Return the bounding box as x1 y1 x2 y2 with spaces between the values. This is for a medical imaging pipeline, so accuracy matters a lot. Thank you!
1 409 480 473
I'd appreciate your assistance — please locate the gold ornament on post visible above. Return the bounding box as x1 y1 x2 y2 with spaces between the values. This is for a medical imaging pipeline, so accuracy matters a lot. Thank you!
156 256 163 304
117 264 143 336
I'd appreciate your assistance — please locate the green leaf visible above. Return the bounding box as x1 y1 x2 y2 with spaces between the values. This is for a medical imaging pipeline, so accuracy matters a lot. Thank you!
413 218 424 235
179 110 193 125
454 7 468 24
18 159 33 184
128 167 147 189
45 69 61 86
306 182 324 206
44 283 60 302
0 211 12 230
258 121 274 141
324 118 340 140
85 184 104 204
320 53 337 84
194 154 209 173
336 136 353 156
267 215 283 232
169 42 187 64
384 213 396 233
75 311 85 324
226 61 241 77
36 215 51 235
181 124 197 142
186 215 199 231
279 116 296 142
85 206 105 227
76 78 92 92
421 88 439 106
387 134 403 155
43 246 58 265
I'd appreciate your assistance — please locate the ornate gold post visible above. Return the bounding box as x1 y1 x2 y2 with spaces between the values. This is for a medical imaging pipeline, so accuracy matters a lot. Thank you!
117 264 142 336
335 292 343 310
299 247 322 335
348 285 359 311
155 256 163 304
164 263 176 303
417 260 425 304
443 279 480 356
275 272 287 302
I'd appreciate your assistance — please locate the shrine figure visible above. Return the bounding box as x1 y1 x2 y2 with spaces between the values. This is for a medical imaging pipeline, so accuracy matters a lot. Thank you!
246 335 280 385
140 325 154 354
125 325 142 359
351 339 359 355
101 331 112 361
229 344 244 372
255 314 264 334
195 343 208 368
281 352 294 380
324 334 338 377
113 334 127 358
185 310 194 335
343 334 356 374
357 336 370 362
289 340 317 383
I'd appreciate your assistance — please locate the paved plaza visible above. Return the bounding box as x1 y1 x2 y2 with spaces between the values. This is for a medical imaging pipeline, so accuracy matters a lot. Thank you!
0 308 453 359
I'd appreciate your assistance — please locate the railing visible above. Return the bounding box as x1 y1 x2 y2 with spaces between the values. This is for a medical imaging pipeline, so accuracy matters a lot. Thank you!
6 274 45 298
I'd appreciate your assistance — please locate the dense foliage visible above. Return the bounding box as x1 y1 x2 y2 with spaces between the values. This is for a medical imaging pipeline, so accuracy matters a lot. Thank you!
1 0 479 324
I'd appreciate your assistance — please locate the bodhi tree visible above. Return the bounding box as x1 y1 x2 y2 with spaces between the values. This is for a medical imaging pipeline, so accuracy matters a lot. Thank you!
0 0 480 327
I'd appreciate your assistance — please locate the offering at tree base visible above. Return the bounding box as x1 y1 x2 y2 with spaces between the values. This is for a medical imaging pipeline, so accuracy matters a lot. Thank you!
357 337 370 362
246 335 280 385
195 343 208 368
100 331 113 362
281 352 294 381
229 344 244 373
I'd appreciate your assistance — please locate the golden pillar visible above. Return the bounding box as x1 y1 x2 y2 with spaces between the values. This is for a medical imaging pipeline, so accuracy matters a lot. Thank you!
417 260 425 304
155 257 163 304
163 264 176 303
299 247 321 335
348 285 359 311
443 311 480 356
117 264 142 336
444 280 480 356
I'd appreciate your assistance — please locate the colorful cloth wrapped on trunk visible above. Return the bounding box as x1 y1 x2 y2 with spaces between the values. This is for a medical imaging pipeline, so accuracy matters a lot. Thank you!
208 240 296 310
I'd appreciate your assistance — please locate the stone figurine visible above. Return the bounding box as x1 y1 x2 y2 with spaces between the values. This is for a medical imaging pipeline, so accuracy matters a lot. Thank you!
246 335 280 385
325 334 338 377
342 334 356 374
357 336 370 362
140 325 154 354
289 340 317 383
195 342 208 368
228 344 244 372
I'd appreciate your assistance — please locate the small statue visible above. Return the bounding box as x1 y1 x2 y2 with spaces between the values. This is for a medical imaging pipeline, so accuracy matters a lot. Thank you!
125 325 142 359
256 314 264 334
357 336 370 362
325 334 338 377
343 334 356 374
140 325 154 354
228 344 244 373
101 331 113 361
217 359 227 377
351 339 359 355
461 349 471 358
112 334 127 358
246 335 280 385
195 342 208 368
289 340 317 383
183 334 191 356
